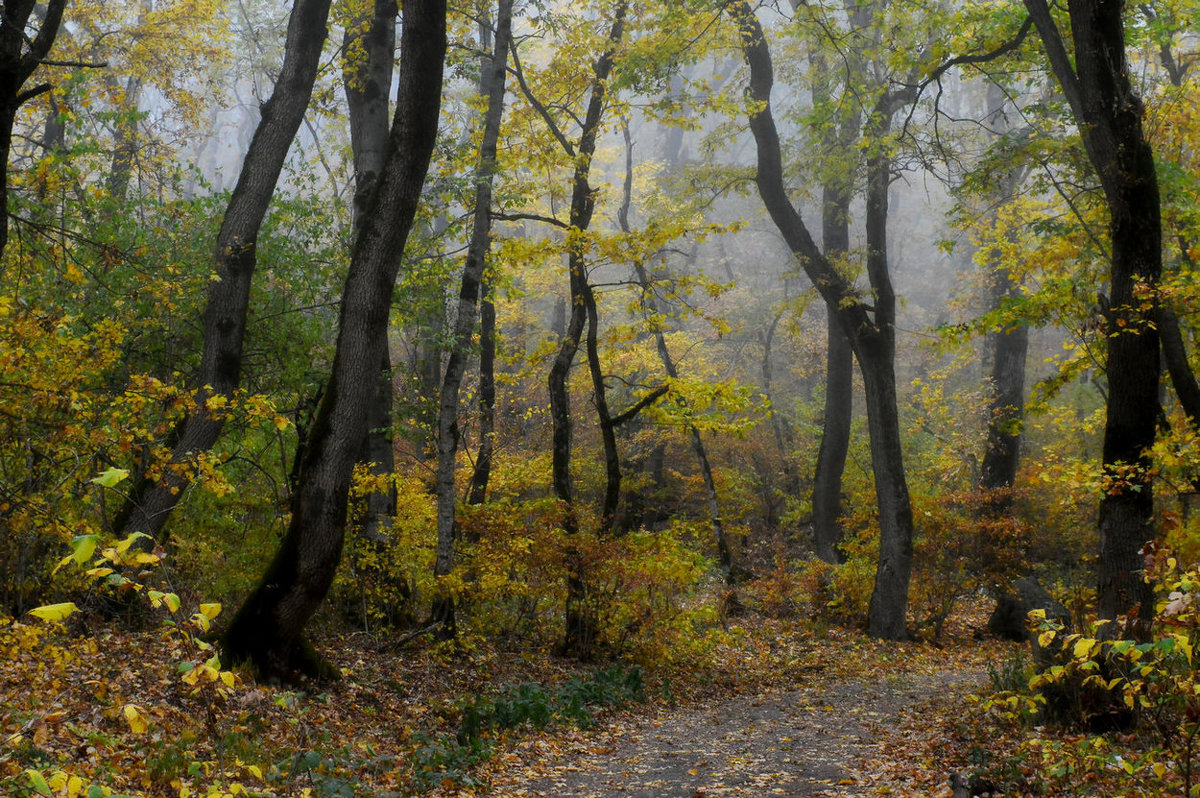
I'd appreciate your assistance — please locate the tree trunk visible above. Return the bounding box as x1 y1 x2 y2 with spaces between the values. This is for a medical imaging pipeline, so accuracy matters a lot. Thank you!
0 0 66 261
345 0 399 543
467 272 496 505
978 266 1029 496
735 0 914 639
118 0 334 543
538 0 627 659
1024 0 1162 628
221 0 446 680
812 313 852 562
808 29 862 566
431 0 513 634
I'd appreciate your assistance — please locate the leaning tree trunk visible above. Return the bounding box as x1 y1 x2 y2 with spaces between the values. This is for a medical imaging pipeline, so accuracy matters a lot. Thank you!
735 0 914 639
1024 0 1162 629
221 0 446 680
0 0 66 261
118 0 333 543
345 0 399 542
431 0 513 634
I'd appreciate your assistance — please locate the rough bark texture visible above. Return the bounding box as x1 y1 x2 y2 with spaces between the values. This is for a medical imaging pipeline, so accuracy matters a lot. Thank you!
0 0 66 260
735 0 914 639
221 0 446 680
345 0 399 543
432 0 513 633
978 268 1029 495
118 0 333 543
1025 0 1162 628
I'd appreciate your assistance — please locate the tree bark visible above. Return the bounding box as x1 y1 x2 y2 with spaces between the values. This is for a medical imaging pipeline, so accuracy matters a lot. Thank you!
1024 0 1162 628
431 0 513 634
734 0 914 639
345 0 399 543
118 0 334 543
467 271 496 505
0 0 66 261
221 0 446 680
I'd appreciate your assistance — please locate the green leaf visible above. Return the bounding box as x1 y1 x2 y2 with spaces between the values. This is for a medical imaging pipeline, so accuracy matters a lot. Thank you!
91 467 130 488
28 602 78 622
25 769 51 796
70 534 99 565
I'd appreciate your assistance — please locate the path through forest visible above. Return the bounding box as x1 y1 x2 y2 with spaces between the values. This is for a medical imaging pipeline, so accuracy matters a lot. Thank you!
486 666 983 796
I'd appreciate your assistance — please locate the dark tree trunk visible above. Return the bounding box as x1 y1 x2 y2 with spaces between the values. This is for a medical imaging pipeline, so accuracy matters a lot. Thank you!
0 0 66 260
432 0 513 633
221 0 446 680
812 313 852 562
345 0 399 543
978 90 1030 503
1159 304 1200 431
735 0 914 639
535 0 627 658
979 267 1029 496
808 27 862 566
1025 0 1162 628
118 0 334 543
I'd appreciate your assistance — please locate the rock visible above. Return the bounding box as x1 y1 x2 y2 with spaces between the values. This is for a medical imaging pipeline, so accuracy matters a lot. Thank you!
987 576 1070 642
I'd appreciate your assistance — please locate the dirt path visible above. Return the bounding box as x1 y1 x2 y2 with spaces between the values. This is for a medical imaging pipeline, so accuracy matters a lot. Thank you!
487 668 982 797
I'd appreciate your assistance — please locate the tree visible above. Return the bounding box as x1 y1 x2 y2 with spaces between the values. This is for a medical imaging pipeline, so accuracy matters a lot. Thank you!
117 0 334 544
733 0 915 638
221 0 447 679
1023 0 1162 628
0 0 66 259
431 0 514 635
343 0 400 542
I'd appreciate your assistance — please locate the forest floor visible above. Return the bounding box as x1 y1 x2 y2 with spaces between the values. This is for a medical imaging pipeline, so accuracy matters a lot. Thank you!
1 600 1020 797
483 663 984 797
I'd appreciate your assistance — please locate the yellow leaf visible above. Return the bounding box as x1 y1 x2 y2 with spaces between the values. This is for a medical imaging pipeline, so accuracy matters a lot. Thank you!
273 415 290 431
123 704 149 734
28 602 78 622
199 602 222 621
1073 637 1096 659
221 671 236 688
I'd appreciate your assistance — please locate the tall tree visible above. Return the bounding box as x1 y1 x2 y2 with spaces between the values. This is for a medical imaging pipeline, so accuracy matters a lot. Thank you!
431 0 514 634
1023 0 1162 627
0 0 66 259
222 0 447 679
733 0 915 639
118 0 334 543
344 0 400 542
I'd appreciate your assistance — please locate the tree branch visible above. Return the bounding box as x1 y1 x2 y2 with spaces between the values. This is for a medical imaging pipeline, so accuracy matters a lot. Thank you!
607 385 669 428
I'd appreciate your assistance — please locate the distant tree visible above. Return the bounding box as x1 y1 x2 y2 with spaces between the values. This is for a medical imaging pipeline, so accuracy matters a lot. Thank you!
221 0 447 679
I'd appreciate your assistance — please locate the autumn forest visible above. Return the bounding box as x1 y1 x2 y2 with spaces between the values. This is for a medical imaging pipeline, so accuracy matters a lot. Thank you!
2 0 1200 795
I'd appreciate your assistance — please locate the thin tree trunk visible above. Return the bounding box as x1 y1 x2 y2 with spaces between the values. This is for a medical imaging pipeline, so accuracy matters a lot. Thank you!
431 0 513 634
735 0 914 639
221 0 446 680
118 0 334 543
345 0 399 542
533 0 627 658
467 271 496 505
1024 0 1162 629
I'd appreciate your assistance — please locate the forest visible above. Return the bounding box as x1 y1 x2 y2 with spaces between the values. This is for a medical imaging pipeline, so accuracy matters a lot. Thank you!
1 0 1198 794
